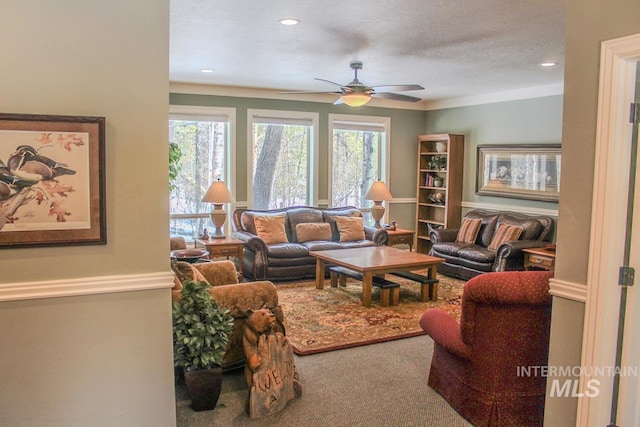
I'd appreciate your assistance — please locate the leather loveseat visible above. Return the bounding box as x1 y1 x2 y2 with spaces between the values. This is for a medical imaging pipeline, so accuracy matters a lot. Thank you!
231 206 388 281
429 209 554 280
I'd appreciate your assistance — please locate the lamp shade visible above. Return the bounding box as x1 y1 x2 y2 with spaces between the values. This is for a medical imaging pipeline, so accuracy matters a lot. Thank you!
202 180 234 203
341 93 371 107
365 181 393 201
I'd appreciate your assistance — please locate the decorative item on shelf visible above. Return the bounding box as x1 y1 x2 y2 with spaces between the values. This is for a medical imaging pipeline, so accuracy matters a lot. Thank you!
435 142 447 153
428 192 445 205
199 228 210 240
427 155 447 171
365 180 393 229
173 280 234 411
202 180 234 239
433 176 443 187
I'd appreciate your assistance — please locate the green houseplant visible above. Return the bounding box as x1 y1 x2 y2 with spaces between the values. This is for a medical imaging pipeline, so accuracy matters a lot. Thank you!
173 280 234 411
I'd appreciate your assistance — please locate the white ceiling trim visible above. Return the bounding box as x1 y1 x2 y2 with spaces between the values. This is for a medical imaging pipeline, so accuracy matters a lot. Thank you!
169 82 563 111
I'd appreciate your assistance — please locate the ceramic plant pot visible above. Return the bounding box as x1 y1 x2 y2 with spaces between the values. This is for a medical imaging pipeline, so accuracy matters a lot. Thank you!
184 365 223 411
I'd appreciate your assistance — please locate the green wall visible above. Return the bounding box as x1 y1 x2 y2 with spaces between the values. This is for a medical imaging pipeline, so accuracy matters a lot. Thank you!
170 92 425 230
0 1 175 425
424 95 563 212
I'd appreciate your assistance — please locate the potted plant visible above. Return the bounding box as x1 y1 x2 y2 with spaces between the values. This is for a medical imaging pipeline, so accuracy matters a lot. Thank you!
172 280 234 411
427 155 447 171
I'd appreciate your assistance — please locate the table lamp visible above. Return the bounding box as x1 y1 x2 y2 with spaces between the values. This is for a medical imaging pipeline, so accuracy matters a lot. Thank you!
202 180 234 238
365 181 393 228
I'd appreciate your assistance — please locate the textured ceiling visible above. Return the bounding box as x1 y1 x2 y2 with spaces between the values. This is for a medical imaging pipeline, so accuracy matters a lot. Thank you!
170 0 565 104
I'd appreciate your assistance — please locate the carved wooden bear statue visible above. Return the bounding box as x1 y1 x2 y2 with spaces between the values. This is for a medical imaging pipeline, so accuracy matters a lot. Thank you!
243 309 301 418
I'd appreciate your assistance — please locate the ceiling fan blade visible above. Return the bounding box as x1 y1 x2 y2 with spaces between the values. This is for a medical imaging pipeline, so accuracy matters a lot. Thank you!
371 92 423 103
314 77 348 88
371 84 424 93
278 90 341 95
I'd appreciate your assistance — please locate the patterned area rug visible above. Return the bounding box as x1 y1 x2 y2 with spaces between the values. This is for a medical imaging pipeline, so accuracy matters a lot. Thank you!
277 272 466 355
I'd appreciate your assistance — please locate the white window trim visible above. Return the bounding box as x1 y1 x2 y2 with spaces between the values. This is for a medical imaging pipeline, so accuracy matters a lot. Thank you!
327 114 391 208
169 105 236 195
247 109 319 208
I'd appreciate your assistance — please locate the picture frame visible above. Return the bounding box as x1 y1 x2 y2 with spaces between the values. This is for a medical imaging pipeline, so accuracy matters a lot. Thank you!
0 113 106 247
476 144 561 202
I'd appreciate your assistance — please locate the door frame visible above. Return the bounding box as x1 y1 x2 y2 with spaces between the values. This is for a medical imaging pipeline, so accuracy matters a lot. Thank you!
578 33 640 426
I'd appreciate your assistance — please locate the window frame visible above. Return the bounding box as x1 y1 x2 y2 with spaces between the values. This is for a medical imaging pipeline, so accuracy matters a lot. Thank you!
168 105 236 232
327 114 391 210
247 108 319 209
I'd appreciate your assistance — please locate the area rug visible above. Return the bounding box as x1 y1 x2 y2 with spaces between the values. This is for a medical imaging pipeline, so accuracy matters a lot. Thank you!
276 272 466 356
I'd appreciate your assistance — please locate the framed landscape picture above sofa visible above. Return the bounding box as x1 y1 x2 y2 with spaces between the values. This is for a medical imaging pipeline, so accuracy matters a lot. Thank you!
476 144 561 202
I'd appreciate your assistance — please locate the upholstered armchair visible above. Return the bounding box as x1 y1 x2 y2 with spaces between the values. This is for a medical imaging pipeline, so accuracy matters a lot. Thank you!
420 271 553 427
171 260 285 371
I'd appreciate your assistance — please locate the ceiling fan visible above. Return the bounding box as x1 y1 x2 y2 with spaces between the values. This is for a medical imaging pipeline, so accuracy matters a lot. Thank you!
280 61 424 107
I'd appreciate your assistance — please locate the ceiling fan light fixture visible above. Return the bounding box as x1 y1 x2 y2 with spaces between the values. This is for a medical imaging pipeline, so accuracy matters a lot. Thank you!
341 93 371 107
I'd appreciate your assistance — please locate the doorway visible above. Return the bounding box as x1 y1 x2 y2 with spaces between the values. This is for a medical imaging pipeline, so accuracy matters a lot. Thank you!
578 35 640 426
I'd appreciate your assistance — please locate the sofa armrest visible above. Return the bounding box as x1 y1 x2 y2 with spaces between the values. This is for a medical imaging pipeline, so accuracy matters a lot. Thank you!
429 227 458 243
494 240 548 271
365 226 388 245
419 308 472 360
231 230 268 253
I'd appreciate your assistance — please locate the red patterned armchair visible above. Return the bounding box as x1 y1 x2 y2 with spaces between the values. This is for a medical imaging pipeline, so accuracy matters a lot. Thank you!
420 271 553 427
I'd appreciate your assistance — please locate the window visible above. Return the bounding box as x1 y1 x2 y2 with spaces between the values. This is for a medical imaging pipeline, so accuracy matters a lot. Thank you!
329 115 390 220
169 106 234 241
248 110 318 209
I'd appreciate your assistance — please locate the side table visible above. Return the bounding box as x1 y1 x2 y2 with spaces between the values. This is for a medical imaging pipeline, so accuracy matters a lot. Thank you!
196 238 245 278
523 247 556 272
386 228 416 251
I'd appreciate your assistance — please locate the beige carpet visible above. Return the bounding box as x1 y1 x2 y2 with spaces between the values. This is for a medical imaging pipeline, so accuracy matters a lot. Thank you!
276 272 466 355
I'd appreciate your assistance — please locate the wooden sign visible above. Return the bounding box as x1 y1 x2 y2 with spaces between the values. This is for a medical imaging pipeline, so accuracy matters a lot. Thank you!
246 333 302 418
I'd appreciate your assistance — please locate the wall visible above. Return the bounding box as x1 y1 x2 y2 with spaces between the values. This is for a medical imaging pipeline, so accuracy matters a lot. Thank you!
169 91 425 230
544 0 640 425
424 95 563 214
0 1 175 426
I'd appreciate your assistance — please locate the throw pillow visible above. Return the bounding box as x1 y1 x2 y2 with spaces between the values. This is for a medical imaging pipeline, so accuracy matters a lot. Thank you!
334 216 365 242
488 224 524 250
254 214 289 245
455 218 482 243
296 222 332 243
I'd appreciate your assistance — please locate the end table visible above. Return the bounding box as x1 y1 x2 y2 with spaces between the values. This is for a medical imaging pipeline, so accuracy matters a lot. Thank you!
385 228 416 251
195 237 245 278
523 247 556 272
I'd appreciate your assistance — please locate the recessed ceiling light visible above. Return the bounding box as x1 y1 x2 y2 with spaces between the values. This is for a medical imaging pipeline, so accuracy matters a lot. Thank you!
200 69 214 73
279 18 300 26
539 62 558 68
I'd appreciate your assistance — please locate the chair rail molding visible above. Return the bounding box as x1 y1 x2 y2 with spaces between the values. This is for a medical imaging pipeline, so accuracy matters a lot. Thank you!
548 278 587 302
0 272 175 302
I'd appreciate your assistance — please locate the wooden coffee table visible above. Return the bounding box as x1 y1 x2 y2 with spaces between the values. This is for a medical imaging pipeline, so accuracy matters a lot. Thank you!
309 246 445 307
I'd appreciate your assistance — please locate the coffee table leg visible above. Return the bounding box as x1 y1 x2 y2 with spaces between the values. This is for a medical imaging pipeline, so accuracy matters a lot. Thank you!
315 259 325 289
428 264 438 301
361 271 373 307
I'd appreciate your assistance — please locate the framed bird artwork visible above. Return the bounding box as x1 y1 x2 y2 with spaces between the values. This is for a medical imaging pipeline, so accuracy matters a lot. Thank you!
0 113 106 247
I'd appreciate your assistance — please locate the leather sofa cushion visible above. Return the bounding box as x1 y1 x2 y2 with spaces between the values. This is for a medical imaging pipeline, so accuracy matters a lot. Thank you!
265 242 309 258
336 240 377 249
302 241 344 251
335 216 365 241
432 241 474 257
254 214 289 244
286 207 323 241
296 222 332 243
457 246 496 263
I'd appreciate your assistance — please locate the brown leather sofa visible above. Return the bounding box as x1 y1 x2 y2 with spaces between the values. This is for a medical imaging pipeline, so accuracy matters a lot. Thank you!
429 209 554 280
171 260 284 371
231 206 388 281
420 271 553 426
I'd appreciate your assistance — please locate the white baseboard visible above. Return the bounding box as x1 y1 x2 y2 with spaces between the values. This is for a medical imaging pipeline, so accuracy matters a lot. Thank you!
0 271 176 302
